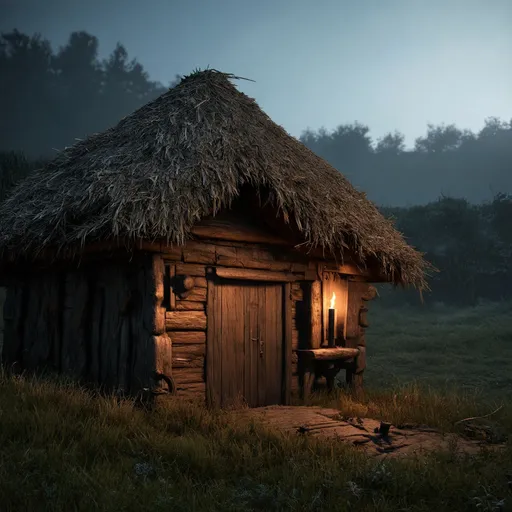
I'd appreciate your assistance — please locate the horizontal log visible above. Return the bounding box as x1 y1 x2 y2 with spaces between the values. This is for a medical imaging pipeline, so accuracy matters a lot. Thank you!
172 343 205 368
175 382 206 399
169 331 206 344
179 287 207 302
214 245 237 259
175 381 206 391
194 277 207 288
175 300 205 311
294 347 360 361
182 243 217 264
173 343 205 355
160 246 183 260
191 218 288 245
215 244 290 263
290 262 308 272
172 367 204 384
175 263 206 277
215 255 294 272
213 267 298 282
205 239 285 251
166 310 207 330
322 262 387 281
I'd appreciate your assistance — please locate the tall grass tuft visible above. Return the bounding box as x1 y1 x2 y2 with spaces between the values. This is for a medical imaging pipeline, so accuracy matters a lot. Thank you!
1 367 511 511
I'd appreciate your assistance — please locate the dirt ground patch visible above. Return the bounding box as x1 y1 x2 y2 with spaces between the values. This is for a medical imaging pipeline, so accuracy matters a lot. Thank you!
237 406 506 458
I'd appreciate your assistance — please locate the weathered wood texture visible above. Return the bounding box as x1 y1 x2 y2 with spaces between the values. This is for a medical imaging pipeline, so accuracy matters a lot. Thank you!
346 280 371 347
163 238 313 402
170 240 311 275
1 254 172 396
1 218 377 404
295 347 360 360
283 282 293 405
160 234 375 402
206 279 284 407
214 267 297 282
191 216 289 246
165 311 207 330
309 281 323 349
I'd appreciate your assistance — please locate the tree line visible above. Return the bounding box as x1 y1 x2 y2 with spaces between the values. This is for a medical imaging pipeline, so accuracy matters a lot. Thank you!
1 29 511 306
379 194 512 306
300 119 512 206
0 29 179 158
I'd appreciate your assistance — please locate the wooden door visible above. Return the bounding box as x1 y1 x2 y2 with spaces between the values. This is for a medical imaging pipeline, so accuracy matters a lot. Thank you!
207 280 284 407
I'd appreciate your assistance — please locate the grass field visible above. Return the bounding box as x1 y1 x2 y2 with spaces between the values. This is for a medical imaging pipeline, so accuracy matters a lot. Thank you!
366 300 512 397
1 301 511 511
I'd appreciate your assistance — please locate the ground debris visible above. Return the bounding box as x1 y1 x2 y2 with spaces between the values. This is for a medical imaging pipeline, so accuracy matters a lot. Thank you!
237 406 507 458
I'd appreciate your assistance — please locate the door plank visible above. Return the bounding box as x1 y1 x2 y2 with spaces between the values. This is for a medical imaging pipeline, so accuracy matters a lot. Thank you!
245 285 259 407
283 282 293 405
208 279 286 408
220 283 232 405
233 283 245 405
274 284 284 405
265 284 278 405
210 280 223 406
257 284 267 406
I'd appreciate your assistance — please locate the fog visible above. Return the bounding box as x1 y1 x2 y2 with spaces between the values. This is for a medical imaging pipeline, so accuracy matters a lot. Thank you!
0 0 512 305
1 0 511 205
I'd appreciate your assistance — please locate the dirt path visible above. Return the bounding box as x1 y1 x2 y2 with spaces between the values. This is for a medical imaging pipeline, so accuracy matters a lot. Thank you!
237 406 505 458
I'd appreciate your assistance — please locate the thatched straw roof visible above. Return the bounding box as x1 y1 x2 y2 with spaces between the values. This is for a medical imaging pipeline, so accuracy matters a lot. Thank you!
0 70 430 288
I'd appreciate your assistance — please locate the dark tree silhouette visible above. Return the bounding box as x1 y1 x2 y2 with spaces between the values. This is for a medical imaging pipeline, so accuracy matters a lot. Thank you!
0 30 167 157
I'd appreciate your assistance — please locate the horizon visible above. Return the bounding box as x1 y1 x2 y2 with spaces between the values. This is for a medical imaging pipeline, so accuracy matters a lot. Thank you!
1 0 511 148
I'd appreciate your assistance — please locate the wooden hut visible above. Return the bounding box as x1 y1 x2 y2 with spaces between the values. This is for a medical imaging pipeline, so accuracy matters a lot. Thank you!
0 70 429 406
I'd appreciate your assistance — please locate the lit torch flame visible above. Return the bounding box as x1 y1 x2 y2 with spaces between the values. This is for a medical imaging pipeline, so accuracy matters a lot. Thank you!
329 292 336 309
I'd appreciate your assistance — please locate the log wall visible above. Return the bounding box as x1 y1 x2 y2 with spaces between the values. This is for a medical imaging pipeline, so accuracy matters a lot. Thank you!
162 238 319 401
1 220 375 403
1 254 170 396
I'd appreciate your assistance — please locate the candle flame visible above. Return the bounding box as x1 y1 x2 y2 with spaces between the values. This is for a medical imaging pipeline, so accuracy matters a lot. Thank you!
329 292 336 309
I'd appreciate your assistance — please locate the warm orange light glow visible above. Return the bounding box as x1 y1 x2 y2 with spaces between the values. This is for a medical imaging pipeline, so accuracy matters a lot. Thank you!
329 292 336 309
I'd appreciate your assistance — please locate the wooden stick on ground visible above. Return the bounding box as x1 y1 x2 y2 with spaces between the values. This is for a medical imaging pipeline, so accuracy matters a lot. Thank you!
453 405 504 425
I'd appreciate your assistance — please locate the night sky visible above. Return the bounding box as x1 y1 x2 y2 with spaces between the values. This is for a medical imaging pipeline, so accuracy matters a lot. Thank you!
1 0 511 147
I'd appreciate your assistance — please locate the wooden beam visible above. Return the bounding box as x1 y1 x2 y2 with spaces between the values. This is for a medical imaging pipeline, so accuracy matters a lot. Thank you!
165 311 207 331
170 331 206 344
176 263 206 277
168 264 176 310
213 267 298 282
215 256 297 272
322 262 388 282
206 279 217 406
309 281 322 349
283 282 293 405
295 347 360 361
172 343 205 368
190 218 288 246
175 300 205 311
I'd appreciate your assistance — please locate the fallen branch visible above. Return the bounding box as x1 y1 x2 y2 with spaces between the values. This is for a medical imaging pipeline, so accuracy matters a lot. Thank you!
454 405 504 426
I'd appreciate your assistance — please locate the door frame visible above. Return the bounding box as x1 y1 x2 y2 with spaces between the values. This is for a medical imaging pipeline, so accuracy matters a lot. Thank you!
205 268 293 407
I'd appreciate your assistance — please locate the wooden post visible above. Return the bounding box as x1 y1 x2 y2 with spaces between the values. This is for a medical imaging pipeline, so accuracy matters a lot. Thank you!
283 282 293 405
309 281 322 349
206 277 218 407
